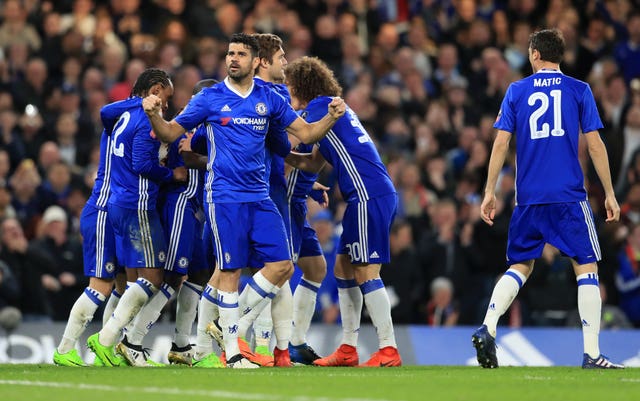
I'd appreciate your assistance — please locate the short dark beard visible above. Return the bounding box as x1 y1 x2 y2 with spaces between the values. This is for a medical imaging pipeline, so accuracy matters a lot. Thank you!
228 70 251 83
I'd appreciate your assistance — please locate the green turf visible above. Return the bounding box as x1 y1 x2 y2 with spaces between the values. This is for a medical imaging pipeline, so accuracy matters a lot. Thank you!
0 365 637 401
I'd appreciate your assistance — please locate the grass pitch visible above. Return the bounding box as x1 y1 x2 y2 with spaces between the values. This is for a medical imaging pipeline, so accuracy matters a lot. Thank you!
0 365 637 401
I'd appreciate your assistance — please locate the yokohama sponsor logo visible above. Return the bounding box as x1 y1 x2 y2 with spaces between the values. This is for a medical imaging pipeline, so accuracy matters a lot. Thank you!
232 117 267 125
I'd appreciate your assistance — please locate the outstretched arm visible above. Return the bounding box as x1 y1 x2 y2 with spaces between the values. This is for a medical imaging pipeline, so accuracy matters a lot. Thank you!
481 130 511 226
143 94 187 143
585 130 620 222
286 97 346 144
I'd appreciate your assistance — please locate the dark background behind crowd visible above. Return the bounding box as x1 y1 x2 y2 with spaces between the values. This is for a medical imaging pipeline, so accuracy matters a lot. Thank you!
0 0 639 331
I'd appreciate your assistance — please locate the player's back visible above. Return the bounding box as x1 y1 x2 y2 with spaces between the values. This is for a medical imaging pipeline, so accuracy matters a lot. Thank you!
160 133 202 210
107 97 158 209
496 70 603 205
287 142 318 202
86 132 113 211
304 96 395 203
266 82 291 194
87 99 144 211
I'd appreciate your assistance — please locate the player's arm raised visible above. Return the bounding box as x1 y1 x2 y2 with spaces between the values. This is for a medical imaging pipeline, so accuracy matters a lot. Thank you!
481 129 511 226
286 97 346 144
584 130 620 222
143 94 186 143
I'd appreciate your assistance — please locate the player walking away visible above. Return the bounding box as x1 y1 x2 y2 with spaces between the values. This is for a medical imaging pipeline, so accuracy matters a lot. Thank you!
86 68 186 367
52 99 131 367
142 33 345 368
285 56 402 367
473 29 624 369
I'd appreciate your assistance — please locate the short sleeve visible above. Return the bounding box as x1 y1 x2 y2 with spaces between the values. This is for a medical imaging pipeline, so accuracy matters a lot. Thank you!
579 85 604 133
175 91 211 132
493 84 516 134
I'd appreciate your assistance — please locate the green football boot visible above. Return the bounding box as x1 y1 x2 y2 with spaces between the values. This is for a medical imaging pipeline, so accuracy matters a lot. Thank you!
53 348 87 367
87 333 121 367
192 352 224 368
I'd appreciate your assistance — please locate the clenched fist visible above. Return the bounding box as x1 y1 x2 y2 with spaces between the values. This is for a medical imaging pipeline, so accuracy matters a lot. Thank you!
328 97 346 120
143 94 162 116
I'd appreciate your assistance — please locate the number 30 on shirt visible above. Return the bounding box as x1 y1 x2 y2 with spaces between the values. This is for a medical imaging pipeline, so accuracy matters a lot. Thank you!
528 90 565 139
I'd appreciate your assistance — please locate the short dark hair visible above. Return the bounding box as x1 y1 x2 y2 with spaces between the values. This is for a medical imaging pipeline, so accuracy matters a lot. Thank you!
131 68 172 97
193 78 218 95
253 33 283 75
529 29 565 64
254 33 283 63
286 57 342 105
229 33 259 58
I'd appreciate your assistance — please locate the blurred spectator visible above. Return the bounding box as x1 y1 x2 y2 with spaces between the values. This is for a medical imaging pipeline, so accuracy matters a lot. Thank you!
0 217 52 321
0 178 15 220
504 20 532 75
615 222 640 326
108 58 145 102
98 44 126 92
0 0 41 52
60 0 96 41
11 57 49 113
0 259 20 311
37 160 73 210
425 276 459 326
614 11 640 84
524 245 577 326
32 205 85 321
9 159 42 236
380 219 422 323
396 161 433 223
431 43 462 98
418 198 474 323
575 17 613 82
620 181 640 226
309 209 340 324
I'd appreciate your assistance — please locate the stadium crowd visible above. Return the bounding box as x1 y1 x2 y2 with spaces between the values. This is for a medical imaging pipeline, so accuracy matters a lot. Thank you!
0 0 639 332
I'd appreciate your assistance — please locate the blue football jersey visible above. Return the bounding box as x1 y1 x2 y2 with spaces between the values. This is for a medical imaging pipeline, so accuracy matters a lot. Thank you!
175 77 298 203
287 142 318 202
258 79 292 193
303 96 396 202
494 70 603 205
160 133 202 211
108 97 174 210
87 100 139 211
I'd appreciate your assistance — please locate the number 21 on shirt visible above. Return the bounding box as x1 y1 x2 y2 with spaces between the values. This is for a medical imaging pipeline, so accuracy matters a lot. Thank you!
528 90 565 139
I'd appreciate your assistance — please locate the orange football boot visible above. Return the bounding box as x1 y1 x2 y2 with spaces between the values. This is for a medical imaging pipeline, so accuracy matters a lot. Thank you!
313 344 359 367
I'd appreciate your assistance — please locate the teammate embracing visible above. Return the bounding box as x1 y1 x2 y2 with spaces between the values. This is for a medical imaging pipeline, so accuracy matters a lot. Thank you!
285 57 402 367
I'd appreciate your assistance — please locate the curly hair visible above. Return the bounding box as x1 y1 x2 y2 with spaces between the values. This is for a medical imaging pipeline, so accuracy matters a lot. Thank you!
285 57 342 106
131 68 172 97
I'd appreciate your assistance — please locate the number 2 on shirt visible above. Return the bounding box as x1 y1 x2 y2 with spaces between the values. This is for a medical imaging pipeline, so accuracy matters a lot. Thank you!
112 111 131 157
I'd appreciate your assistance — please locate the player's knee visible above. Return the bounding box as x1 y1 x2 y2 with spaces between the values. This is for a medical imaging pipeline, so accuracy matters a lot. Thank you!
268 260 294 279
163 272 184 290
303 261 326 283
89 277 114 297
